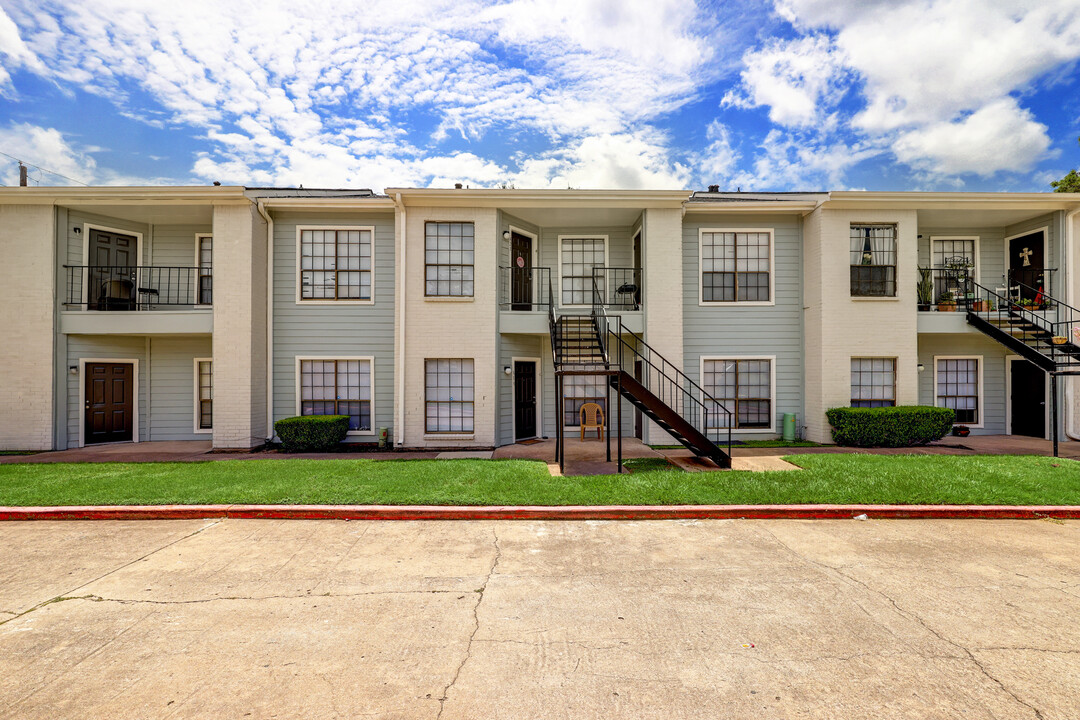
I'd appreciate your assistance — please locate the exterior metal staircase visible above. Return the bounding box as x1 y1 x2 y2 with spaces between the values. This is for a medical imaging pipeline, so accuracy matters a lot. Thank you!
965 280 1080 373
546 273 732 471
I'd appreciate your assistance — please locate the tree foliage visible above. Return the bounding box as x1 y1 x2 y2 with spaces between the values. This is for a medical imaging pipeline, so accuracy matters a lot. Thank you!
1052 137 1080 193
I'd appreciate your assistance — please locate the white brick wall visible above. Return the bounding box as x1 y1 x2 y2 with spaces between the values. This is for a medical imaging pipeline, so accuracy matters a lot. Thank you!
211 203 268 448
399 207 498 447
803 208 920 442
642 208 684 443
0 205 56 450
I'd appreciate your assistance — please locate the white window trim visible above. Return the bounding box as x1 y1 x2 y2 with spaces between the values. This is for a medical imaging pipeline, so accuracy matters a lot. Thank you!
1002 226 1049 281
849 222 899 300
510 356 543 441
194 233 213 308
294 355 376 436
697 227 776 307
933 355 984 429
80 224 145 311
77 358 140 447
423 357 477 435
930 235 980 284
1004 355 1050 439
698 354 777 434
849 356 898 408
557 234 609 309
193 357 212 434
294 225 376 306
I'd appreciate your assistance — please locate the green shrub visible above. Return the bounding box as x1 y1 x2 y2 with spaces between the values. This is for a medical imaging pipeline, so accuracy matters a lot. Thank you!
826 406 954 447
274 415 350 452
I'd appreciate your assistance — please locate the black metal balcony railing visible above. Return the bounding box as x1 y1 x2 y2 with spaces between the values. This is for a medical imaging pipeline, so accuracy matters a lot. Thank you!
64 266 210 310
592 267 641 311
919 267 1056 311
498 266 552 311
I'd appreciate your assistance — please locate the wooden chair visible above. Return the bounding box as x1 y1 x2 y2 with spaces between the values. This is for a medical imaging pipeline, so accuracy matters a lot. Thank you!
579 402 605 441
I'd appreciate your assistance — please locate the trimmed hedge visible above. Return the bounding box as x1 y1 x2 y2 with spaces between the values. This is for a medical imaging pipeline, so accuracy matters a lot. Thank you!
826 406 954 448
274 415 350 452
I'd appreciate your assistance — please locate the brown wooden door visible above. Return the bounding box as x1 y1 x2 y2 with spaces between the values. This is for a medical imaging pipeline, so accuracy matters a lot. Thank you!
85 363 134 444
88 229 138 310
510 232 532 310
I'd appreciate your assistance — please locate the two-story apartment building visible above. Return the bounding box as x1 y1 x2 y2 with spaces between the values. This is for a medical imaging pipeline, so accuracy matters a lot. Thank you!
2 184 1078 465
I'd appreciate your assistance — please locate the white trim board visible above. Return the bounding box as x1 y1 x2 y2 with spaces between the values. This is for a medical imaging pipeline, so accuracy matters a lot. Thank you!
510 356 542 442
77 358 140 448
697 227 776 307
294 225 376 305
293 355 377 437
557 234 609 309
1004 355 1050 439
698 354 778 434
193 357 212 435
932 355 985 429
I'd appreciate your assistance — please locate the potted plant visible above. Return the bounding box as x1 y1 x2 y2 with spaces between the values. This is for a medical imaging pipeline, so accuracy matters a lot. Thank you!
971 297 989 312
1052 335 1068 345
937 290 956 312
917 267 933 311
952 425 971 438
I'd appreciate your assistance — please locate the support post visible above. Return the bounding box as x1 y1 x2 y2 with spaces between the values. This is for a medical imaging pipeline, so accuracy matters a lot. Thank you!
617 370 623 473
1052 372 1059 458
605 378 611 463
555 374 563 471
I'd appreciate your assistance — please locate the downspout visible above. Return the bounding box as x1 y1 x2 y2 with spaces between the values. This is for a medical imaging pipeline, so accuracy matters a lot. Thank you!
393 193 407 446
1065 206 1080 440
256 199 274 442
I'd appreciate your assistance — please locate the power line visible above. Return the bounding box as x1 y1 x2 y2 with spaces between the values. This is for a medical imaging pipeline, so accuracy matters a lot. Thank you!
0 150 90 186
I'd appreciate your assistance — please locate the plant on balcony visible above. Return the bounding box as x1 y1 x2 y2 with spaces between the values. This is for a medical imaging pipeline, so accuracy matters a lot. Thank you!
971 297 989 312
916 267 933 311
937 290 957 312
826 406 955 447
943 256 973 282
274 415 350 452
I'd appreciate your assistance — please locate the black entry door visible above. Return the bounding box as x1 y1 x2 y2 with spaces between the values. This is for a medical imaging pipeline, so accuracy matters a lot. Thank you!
514 361 537 440
1010 360 1045 438
510 232 532 310
88 229 138 310
1009 231 1046 300
85 363 134 444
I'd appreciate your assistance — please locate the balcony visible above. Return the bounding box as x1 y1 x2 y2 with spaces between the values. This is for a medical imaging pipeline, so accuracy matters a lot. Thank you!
60 265 213 335
498 266 643 334
918 266 1056 313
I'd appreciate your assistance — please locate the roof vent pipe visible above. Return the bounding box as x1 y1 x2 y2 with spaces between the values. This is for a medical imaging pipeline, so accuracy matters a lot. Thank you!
454 183 463 189
707 184 719 193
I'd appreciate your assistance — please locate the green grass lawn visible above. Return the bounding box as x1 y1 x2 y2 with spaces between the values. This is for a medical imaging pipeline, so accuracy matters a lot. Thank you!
0 454 1077 506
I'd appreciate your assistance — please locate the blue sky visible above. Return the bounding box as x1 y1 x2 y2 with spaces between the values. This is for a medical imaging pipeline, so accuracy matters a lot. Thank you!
0 0 1078 192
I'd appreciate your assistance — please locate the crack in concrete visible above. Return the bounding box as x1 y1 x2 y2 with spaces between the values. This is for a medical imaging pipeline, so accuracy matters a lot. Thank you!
753 525 1046 720
435 529 500 720
47 589 463 606
0 519 222 629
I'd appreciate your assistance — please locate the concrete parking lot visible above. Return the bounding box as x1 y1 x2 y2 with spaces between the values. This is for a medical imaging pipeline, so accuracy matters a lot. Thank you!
0 518 1077 719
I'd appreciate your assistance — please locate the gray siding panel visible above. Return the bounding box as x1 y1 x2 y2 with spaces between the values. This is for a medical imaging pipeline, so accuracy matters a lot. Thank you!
272 211 395 438
918 334 1011 435
682 214 804 439
148 337 213 441
66 335 147 447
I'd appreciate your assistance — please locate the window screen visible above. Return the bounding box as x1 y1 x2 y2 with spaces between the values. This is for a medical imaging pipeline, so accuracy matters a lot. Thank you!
702 359 771 429
425 359 475 432
425 223 474 296
701 231 771 302
299 359 372 432
850 358 896 408
300 229 372 300
937 358 979 424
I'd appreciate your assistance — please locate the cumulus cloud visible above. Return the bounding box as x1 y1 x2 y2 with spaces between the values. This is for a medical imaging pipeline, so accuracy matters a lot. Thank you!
0 122 94 185
511 132 689 189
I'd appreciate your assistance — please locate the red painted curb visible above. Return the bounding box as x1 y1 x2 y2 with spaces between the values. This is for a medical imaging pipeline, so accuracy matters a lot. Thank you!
0 504 1078 521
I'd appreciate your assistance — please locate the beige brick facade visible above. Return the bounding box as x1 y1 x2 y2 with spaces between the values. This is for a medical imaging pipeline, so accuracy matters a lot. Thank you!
0 204 56 450
641 207 684 443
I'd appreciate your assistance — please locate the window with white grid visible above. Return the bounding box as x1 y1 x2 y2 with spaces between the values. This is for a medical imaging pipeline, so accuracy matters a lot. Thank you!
850 358 896 408
197 235 213 305
425 222 474 296
425 359 474 433
936 358 979 425
933 238 976 269
701 231 771 302
561 237 606 305
702 359 772 429
562 375 607 427
850 224 897 297
299 359 372 432
299 229 372 300
196 360 212 430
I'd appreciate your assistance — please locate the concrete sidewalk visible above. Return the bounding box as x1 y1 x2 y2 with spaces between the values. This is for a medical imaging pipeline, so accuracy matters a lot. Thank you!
0 518 1077 718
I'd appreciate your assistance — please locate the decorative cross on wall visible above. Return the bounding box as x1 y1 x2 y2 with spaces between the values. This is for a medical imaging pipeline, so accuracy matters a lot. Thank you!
1019 247 1033 266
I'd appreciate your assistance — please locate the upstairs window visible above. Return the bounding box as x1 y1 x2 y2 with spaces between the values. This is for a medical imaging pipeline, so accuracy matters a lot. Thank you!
196 234 213 305
560 236 606 306
850 358 896 408
299 228 373 301
425 222 474 297
850 224 896 297
700 230 772 303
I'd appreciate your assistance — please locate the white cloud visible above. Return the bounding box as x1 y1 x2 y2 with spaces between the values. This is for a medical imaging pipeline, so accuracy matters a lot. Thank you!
0 122 94 185
892 98 1052 176
730 129 883 190
512 132 689 189
697 121 740 181
0 5 43 91
723 34 850 127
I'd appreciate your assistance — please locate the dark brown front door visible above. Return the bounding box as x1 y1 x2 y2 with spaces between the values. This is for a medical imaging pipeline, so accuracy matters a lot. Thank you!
1010 359 1045 438
514 361 537 440
85 363 134 444
510 232 532 311
1009 231 1046 301
88 229 138 311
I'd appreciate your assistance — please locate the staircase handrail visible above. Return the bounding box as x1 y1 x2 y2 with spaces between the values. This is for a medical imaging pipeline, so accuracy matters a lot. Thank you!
1001 277 1080 332
971 280 1076 334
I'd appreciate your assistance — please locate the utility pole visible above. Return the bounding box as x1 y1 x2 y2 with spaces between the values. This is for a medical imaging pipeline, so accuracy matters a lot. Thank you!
18 162 28 186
